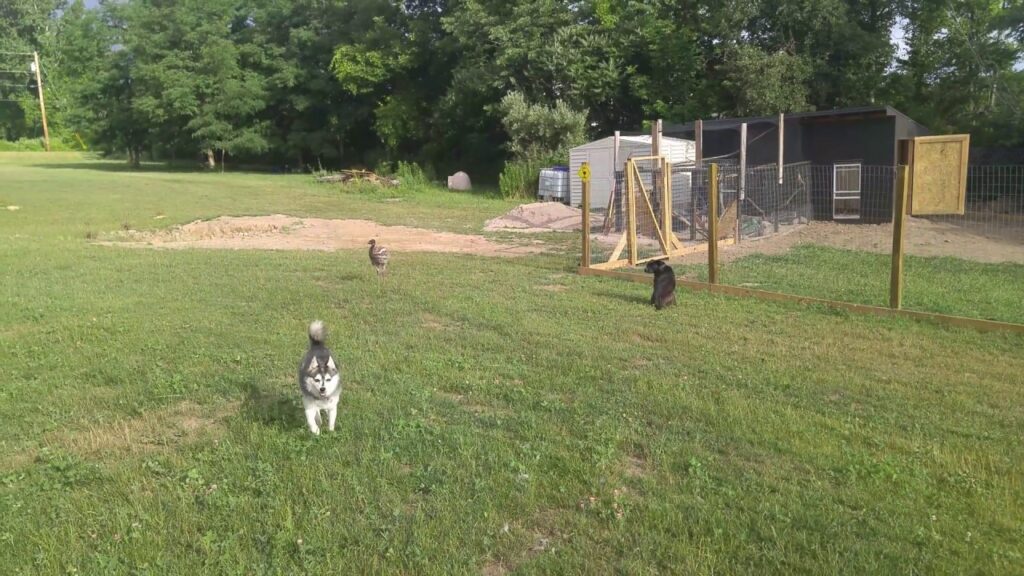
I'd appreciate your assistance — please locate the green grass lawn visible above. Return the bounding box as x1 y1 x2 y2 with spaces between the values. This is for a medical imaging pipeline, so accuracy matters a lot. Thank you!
1 153 1023 574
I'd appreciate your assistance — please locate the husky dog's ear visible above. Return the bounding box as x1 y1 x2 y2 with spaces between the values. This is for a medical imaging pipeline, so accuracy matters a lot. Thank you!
326 356 337 371
306 358 320 375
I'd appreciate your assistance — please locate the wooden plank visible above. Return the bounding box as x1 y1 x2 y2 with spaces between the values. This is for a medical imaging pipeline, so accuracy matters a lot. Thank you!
635 255 669 266
590 236 736 271
604 131 621 234
692 120 702 241
589 258 631 270
576 267 1024 334
910 134 970 215
708 163 719 284
607 231 628 263
667 236 734 257
581 162 591 268
890 165 909 309
718 201 738 241
663 158 673 252
627 159 638 264
902 138 915 210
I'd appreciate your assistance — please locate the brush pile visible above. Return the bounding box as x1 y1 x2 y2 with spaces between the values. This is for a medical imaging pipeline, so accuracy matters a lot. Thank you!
316 170 400 187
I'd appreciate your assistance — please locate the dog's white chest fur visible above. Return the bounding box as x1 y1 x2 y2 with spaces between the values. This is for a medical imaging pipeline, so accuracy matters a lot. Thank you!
302 387 341 411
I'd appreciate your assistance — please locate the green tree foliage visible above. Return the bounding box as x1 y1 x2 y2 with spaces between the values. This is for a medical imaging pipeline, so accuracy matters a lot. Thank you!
0 0 1021 172
497 90 587 199
721 46 813 116
499 92 587 161
891 0 1024 146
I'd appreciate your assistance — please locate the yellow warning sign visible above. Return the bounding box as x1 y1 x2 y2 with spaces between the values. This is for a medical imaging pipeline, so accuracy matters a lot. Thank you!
578 164 591 183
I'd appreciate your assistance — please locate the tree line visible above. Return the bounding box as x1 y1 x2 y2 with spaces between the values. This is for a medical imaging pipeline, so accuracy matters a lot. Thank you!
1 0 1021 181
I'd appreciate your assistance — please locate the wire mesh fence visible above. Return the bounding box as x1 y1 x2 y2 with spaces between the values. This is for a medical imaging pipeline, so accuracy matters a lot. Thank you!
903 165 1024 323
581 159 1023 326
711 165 898 307
921 165 1024 237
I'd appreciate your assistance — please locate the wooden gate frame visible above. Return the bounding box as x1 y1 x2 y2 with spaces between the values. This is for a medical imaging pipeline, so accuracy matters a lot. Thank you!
583 159 736 270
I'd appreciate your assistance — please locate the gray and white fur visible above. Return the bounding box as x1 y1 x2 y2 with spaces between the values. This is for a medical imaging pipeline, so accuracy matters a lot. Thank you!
298 320 342 435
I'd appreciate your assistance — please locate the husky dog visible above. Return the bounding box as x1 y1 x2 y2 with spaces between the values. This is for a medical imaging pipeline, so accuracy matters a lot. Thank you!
298 320 342 435
644 260 677 310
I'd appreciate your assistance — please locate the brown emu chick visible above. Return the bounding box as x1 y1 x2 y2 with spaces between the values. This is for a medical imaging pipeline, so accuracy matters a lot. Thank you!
368 239 390 277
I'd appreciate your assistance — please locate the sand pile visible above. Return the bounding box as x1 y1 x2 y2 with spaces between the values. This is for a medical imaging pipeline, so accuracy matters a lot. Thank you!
485 202 584 233
103 215 543 257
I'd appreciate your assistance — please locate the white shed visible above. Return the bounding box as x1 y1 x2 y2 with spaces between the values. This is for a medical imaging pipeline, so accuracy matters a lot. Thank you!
569 135 696 208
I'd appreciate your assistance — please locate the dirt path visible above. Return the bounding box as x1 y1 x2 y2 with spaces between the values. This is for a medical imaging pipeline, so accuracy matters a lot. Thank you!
102 214 544 257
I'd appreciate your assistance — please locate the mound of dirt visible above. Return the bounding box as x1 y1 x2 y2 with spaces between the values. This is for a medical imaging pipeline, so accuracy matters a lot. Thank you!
485 202 584 233
104 215 543 257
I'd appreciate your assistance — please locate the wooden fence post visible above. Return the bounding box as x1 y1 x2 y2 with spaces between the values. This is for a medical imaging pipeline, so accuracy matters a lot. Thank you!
692 119 703 241
708 163 719 284
627 160 638 265
662 157 672 253
890 165 910 309
581 163 591 268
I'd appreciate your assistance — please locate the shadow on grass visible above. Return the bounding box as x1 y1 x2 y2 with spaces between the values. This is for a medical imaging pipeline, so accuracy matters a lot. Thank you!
594 288 650 306
242 381 304 430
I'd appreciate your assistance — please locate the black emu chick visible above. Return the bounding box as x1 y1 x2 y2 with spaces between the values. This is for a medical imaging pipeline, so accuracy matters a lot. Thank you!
644 260 676 310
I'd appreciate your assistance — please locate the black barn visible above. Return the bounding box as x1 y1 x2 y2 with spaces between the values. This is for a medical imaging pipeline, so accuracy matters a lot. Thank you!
665 106 931 222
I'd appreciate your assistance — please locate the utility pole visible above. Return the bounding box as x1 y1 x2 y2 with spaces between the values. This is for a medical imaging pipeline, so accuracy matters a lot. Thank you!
31 52 50 152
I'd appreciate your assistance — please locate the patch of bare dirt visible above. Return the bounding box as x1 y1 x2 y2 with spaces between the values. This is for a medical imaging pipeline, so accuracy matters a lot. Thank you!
481 562 509 576
670 218 1024 265
623 454 650 479
45 400 239 459
435 390 503 416
482 510 564 575
420 313 458 331
484 202 584 233
102 214 543 257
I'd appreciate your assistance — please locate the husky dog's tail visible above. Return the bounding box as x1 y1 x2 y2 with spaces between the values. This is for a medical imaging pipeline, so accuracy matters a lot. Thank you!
308 320 326 345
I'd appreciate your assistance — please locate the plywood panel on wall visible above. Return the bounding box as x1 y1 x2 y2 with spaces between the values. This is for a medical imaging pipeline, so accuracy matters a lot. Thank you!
909 134 970 216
